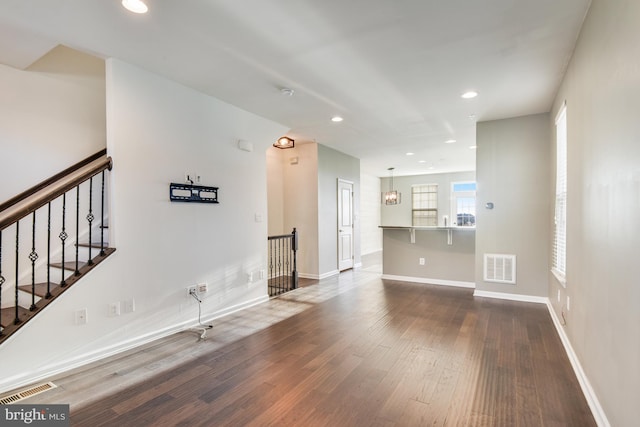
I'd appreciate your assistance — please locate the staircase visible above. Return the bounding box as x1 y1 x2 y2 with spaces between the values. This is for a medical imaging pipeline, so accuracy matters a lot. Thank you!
0 150 115 345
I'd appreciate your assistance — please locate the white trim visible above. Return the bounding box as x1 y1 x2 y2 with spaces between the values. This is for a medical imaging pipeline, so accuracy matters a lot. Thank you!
555 100 567 124
299 270 340 280
361 249 383 256
0 295 268 395
320 270 340 279
546 302 610 427
551 268 567 288
473 290 547 304
381 274 475 289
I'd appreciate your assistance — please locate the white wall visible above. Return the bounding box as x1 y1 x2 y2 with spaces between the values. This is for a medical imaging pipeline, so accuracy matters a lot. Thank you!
0 58 287 393
380 171 476 226
317 144 360 276
0 45 105 201
266 147 285 235
475 114 551 298
281 143 319 277
549 0 640 425
359 172 382 255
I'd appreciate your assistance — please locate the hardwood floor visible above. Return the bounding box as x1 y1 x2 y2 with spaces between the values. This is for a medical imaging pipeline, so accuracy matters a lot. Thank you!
18 266 595 426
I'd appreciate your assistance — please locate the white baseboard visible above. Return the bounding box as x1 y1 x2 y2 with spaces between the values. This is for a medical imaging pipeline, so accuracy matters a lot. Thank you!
546 302 610 427
361 249 382 256
381 274 475 289
473 289 548 304
0 295 269 395
354 262 363 269
299 270 340 280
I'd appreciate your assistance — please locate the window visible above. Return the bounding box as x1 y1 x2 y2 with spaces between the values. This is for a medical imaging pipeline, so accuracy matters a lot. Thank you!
412 184 438 226
553 103 567 285
452 182 476 226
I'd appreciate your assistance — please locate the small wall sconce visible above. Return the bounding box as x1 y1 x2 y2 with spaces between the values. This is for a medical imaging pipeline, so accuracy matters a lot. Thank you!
274 136 294 149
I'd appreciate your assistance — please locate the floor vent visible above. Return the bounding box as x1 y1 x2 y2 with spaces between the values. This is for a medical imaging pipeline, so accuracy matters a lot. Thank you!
484 254 516 284
0 382 57 405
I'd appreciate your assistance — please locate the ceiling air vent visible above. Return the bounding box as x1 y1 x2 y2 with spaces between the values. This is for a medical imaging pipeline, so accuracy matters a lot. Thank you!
484 254 516 284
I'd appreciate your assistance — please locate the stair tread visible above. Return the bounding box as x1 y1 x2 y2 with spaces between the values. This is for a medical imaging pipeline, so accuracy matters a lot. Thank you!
18 282 60 298
77 242 110 249
0 247 115 344
49 261 86 271
1 306 30 328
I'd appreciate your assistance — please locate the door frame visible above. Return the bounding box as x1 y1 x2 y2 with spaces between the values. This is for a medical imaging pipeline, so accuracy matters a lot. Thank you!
337 179 354 271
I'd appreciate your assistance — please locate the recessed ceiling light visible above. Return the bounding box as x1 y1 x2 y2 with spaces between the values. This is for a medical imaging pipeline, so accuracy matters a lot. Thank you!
469 145 477 150
122 0 148 13
445 139 456 144
406 152 414 156
461 91 478 99
331 116 343 122
418 160 426 163
429 166 435 170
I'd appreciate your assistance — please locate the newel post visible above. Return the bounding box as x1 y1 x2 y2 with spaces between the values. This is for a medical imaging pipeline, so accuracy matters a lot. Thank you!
291 228 298 289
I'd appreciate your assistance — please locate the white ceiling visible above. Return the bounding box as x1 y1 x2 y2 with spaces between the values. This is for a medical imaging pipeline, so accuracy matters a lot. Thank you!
0 0 591 177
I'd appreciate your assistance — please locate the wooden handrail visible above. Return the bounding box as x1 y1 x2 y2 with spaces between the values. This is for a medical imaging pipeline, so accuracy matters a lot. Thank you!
0 154 112 231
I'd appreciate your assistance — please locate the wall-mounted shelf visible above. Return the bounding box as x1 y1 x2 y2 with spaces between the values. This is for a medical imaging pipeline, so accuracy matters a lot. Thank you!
169 182 218 204
379 225 475 245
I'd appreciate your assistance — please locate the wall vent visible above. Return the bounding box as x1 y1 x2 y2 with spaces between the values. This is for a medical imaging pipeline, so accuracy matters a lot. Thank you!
484 254 516 284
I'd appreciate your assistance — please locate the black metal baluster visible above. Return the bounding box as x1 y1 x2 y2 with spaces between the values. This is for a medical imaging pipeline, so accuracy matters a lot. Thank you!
74 185 80 275
100 170 105 256
14 221 20 324
292 228 298 290
276 239 282 293
46 202 52 298
287 237 291 291
283 238 291 291
87 177 94 265
60 193 67 287
29 212 38 310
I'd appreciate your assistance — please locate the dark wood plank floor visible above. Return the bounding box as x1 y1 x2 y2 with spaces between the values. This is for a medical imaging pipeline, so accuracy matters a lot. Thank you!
55 274 596 426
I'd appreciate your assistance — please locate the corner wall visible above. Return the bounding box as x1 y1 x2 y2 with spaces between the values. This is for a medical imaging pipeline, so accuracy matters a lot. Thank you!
0 45 105 201
475 114 550 298
360 172 382 255
317 144 360 275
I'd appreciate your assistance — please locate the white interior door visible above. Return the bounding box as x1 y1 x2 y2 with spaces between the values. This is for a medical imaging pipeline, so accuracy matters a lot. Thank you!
338 179 354 271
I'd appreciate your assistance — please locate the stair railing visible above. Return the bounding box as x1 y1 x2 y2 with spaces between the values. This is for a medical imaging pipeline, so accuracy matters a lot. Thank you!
0 150 113 339
267 228 298 297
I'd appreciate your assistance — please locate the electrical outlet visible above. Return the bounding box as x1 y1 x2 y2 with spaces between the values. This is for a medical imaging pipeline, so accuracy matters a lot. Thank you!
247 272 253 283
124 298 135 313
187 286 197 297
109 302 121 317
419 257 425 265
198 283 208 293
259 269 265 279
75 308 88 325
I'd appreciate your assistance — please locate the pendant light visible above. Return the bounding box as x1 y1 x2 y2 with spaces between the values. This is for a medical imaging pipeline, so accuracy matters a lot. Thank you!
382 167 401 205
